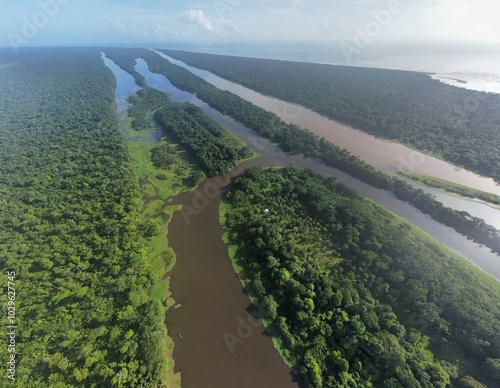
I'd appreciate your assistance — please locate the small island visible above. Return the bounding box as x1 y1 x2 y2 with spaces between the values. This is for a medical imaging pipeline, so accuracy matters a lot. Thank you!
400 172 500 208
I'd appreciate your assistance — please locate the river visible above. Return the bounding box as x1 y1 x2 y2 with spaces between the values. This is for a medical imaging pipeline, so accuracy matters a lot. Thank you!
154 50 500 230
102 53 304 387
102 52 500 388
138 51 500 269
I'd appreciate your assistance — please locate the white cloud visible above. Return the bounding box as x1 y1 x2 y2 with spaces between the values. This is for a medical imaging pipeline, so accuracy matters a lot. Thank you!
156 24 180 36
106 17 152 38
215 19 241 33
177 9 214 32
107 18 127 33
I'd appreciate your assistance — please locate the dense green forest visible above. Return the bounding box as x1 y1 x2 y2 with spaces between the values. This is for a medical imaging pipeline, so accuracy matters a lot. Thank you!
4 46 496 387
160 49 500 183
221 167 500 387
0 49 169 386
154 102 254 177
126 86 171 131
105 49 390 188
106 50 254 177
103 49 500 255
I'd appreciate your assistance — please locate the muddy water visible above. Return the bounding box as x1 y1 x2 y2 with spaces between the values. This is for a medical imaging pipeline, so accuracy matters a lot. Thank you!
133 54 500 276
104 56 303 387
104 53 500 388
166 141 500 388
153 50 500 194
154 51 500 229
167 161 304 388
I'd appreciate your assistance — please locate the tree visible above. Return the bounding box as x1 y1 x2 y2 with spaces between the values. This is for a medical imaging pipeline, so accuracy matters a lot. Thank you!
187 170 206 187
482 358 500 380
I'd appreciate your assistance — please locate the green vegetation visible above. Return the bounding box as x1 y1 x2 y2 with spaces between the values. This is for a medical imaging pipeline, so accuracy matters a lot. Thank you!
126 86 171 131
103 48 500 255
0 49 171 386
117 49 388 187
0 46 254 387
400 172 500 208
151 144 178 170
104 48 147 87
161 49 500 183
154 103 254 177
483 358 500 380
0 44 253 387
123 86 211 388
125 82 254 178
221 167 500 387
390 178 500 254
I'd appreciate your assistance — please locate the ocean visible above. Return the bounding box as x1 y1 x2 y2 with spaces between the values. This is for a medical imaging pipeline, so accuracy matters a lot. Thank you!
157 41 500 94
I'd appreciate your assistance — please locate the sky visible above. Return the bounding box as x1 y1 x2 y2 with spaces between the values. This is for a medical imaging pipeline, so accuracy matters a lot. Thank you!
1 0 500 49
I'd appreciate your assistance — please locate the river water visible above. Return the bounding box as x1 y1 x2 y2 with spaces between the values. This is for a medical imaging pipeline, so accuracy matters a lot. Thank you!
102 53 304 387
154 50 500 230
146 49 500 258
167 173 304 388
102 51 500 388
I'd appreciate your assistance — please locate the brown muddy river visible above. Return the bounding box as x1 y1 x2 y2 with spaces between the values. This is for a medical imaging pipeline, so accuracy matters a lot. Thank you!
155 50 500 229
104 53 500 388
167 158 304 388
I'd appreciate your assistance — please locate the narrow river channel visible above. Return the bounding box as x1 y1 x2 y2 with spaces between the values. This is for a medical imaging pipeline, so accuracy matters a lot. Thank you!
154 50 500 229
168 168 304 388
132 54 500 274
102 52 500 388
103 53 304 387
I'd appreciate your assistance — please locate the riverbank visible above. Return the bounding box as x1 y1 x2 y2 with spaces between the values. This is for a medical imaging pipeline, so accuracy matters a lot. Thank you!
123 83 263 384
105 52 304 387
127 48 500 255
166 170 303 387
122 107 191 387
105 48 500 278
219 166 500 387
157 50 500 200
159 49 500 186
399 172 500 209
219 200 297 369
105 49 500 386
105 50 500 386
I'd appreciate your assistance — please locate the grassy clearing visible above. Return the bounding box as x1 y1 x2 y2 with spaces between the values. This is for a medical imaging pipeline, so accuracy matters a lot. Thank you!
126 132 191 283
400 171 500 209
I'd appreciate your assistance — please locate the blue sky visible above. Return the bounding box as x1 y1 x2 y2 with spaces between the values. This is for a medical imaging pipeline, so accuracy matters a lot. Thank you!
1 0 499 48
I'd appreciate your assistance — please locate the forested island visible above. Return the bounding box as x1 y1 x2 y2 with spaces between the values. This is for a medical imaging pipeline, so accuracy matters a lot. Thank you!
106 48 500 255
126 86 253 178
221 167 500 387
153 102 254 177
160 49 500 183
